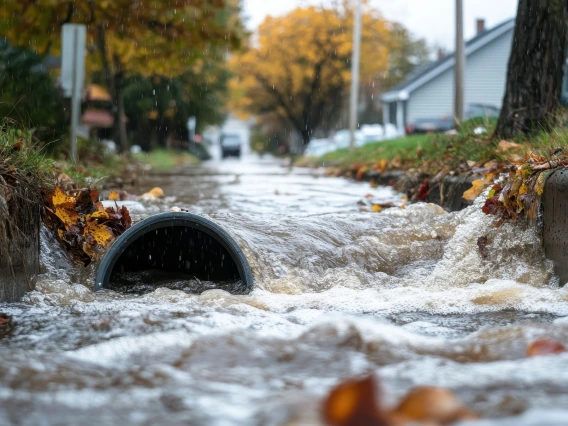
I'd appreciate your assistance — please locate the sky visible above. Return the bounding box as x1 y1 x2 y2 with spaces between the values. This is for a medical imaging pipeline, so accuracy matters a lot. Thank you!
243 0 518 50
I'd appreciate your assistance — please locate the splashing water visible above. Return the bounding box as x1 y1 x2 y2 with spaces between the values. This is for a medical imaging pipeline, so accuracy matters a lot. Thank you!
1 158 568 425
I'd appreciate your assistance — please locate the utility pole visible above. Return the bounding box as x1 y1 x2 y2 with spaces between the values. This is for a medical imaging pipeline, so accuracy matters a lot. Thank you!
349 0 362 151
454 0 465 124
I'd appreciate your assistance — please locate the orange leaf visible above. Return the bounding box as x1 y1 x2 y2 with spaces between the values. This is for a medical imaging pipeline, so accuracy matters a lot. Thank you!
393 386 477 425
322 375 388 426
52 186 76 208
462 180 486 203
527 338 567 357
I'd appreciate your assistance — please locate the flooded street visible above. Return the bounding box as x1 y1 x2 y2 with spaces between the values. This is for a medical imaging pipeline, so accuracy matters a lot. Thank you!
2 154 568 426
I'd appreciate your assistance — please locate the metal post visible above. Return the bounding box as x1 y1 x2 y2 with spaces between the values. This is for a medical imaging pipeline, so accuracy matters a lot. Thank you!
349 0 362 151
396 100 404 135
70 27 80 164
454 0 465 124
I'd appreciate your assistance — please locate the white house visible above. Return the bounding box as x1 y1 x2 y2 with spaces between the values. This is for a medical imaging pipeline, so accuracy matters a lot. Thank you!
381 19 516 134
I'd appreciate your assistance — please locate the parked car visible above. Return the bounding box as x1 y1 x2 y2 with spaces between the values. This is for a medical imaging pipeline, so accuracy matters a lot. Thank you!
406 103 500 134
220 134 241 158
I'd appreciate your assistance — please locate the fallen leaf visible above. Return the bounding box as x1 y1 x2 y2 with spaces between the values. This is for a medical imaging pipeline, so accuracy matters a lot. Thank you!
527 338 567 357
322 375 390 426
418 178 429 201
108 191 120 201
462 180 486 203
44 185 132 265
356 166 368 181
372 204 382 213
147 187 164 198
393 386 477 425
498 140 521 152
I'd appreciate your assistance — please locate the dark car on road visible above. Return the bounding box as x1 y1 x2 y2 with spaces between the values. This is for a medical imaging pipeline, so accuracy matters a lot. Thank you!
220 134 242 158
406 103 500 134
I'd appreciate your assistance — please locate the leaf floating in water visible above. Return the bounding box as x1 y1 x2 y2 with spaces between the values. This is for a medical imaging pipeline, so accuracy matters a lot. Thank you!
527 338 567 357
322 375 477 426
322 375 389 426
393 386 477 425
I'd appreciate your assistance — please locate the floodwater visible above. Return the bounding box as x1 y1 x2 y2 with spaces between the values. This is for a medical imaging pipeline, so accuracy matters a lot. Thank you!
2 154 568 426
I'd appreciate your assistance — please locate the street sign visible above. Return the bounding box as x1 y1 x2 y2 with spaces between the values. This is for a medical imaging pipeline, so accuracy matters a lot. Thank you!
61 24 86 163
61 24 86 98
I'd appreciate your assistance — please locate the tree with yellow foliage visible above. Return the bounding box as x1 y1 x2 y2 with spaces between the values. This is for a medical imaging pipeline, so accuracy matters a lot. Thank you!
230 4 411 146
0 0 244 152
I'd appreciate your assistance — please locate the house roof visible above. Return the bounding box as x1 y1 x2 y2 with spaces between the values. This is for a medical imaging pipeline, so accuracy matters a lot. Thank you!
382 18 515 103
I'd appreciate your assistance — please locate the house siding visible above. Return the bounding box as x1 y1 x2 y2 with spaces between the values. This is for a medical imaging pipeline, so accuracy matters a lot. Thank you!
405 28 514 125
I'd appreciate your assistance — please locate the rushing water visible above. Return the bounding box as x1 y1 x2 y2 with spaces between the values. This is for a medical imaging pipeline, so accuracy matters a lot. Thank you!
2 155 568 426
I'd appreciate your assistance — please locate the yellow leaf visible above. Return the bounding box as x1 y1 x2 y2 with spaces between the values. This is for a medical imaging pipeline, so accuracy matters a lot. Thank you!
372 204 382 212
52 186 76 207
54 202 79 230
147 187 164 198
462 180 486 203
84 218 114 247
535 172 548 196
108 191 119 201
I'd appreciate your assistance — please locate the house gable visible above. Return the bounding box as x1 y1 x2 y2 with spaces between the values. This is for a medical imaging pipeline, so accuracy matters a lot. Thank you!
406 29 514 124
382 19 515 103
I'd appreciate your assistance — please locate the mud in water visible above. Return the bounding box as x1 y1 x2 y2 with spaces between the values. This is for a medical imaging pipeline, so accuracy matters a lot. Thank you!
1 156 568 425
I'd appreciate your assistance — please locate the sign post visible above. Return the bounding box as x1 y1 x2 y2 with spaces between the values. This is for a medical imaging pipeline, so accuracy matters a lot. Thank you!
61 24 86 164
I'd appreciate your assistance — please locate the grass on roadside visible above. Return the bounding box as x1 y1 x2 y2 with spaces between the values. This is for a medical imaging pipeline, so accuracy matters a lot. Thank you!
133 149 200 171
298 115 568 175
0 122 54 194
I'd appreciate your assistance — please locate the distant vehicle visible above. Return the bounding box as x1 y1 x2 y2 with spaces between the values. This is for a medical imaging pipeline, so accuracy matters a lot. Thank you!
220 134 241 158
406 103 500 134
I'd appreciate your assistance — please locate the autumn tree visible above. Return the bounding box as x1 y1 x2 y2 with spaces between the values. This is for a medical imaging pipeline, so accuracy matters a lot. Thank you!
0 0 244 151
123 60 230 150
495 0 568 138
230 4 392 146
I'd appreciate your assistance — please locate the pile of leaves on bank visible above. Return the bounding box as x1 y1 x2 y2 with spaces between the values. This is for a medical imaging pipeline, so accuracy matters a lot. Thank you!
44 176 132 265
467 148 568 226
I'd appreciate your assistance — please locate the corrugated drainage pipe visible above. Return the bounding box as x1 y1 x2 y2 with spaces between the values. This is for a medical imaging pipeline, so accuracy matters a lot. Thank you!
95 212 254 294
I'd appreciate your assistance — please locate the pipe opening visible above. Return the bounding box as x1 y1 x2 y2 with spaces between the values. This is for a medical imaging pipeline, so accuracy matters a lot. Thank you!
95 213 253 295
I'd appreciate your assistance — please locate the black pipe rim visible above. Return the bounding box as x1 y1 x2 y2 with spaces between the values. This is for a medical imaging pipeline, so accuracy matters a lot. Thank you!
94 212 254 293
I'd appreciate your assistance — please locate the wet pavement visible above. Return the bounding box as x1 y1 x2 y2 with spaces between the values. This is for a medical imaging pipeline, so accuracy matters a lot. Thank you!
1 153 568 426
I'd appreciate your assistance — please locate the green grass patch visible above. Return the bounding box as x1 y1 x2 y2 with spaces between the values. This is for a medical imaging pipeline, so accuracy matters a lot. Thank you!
0 121 55 193
300 112 568 175
134 149 200 171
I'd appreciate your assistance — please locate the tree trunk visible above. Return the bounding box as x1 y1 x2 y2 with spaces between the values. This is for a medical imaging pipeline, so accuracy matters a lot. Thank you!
113 73 128 153
112 55 128 153
494 0 567 139
96 26 128 153
300 129 311 146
